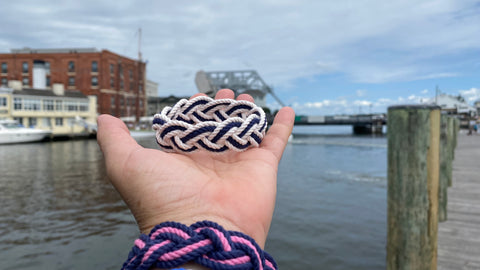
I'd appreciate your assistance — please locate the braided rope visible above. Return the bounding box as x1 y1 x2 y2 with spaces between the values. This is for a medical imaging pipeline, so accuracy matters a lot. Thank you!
122 221 278 270
152 96 267 153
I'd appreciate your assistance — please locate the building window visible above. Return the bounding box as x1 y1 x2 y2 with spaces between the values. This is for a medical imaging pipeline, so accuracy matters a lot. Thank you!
14 98 22 110
68 61 75 72
1 62 7 73
24 98 41 111
119 65 123 78
43 99 54 111
69 76 75 86
79 101 88 111
65 101 78 112
65 101 78 111
130 82 133 91
91 61 98 72
22 62 29 73
120 98 124 106
0 97 6 107
110 77 115 88
46 77 51 87
22 77 29 86
129 69 133 79
67 117 75 127
55 100 62 111
91 76 98 86
28 117 37 127
139 84 143 92
42 117 51 127
110 63 114 74
111 96 115 106
120 80 124 90
13 117 23 125
1 77 7 86
139 99 143 107
55 117 63 126
45 62 51 73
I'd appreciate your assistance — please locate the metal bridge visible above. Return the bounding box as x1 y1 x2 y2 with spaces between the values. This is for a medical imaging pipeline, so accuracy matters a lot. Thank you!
294 114 386 134
195 70 386 134
195 70 285 108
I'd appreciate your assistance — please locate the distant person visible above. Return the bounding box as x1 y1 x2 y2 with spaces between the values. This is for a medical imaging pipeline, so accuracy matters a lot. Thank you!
468 117 476 135
97 89 295 270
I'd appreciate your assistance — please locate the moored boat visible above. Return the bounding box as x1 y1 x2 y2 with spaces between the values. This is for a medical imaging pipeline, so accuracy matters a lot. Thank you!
0 120 51 144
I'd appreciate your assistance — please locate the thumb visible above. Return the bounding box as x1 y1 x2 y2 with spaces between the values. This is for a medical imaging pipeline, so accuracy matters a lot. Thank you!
260 107 295 161
97 114 142 180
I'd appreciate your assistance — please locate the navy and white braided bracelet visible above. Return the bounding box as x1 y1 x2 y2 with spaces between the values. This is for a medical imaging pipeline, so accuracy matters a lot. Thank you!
122 220 278 270
152 96 267 153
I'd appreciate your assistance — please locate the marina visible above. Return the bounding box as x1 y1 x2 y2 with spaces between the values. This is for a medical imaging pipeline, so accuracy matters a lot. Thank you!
1 3 480 269
0 123 478 269
0 126 388 270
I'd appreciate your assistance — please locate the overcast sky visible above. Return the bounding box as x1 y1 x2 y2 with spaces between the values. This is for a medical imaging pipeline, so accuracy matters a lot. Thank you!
1 0 479 114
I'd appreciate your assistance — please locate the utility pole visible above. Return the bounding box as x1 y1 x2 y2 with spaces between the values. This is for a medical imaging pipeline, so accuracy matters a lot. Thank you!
435 85 439 104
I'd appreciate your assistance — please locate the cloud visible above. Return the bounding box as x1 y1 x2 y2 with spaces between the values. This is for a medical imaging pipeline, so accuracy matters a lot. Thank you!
353 100 372 106
356 90 367 97
0 0 479 97
459 88 480 103
281 85 476 115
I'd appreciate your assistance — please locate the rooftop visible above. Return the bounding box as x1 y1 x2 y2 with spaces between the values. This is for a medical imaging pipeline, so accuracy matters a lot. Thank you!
13 88 87 99
10 48 98 54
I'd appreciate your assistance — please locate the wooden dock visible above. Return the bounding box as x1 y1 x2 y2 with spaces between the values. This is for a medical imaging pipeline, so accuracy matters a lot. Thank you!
438 133 480 270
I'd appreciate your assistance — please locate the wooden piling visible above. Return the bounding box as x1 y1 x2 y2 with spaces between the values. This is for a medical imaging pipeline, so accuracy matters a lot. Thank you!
387 105 440 270
438 115 449 222
452 117 459 158
447 117 454 187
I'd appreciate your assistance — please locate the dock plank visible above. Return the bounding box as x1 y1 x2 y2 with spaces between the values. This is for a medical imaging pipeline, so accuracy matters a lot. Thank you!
438 133 480 270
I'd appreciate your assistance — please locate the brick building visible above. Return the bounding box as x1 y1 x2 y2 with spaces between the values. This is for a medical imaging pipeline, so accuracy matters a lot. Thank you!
0 48 146 119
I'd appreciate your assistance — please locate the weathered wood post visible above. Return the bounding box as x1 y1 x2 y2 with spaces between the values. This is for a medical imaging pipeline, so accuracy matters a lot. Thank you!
452 117 458 156
447 117 454 187
387 105 440 270
438 114 449 222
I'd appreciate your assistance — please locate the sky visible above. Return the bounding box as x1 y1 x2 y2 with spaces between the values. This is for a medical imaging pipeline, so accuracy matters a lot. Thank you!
1 0 480 115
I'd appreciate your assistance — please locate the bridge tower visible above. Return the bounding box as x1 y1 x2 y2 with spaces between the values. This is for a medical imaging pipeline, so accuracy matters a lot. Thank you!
195 70 285 108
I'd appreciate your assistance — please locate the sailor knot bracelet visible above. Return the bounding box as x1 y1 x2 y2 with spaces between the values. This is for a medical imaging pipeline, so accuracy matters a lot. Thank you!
122 220 278 270
152 96 267 153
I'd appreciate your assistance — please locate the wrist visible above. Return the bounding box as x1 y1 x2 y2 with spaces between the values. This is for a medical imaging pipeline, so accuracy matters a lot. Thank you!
123 220 277 270
139 214 268 248
151 262 210 270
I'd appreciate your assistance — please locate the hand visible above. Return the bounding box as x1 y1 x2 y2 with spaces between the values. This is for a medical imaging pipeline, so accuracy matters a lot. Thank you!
97 89 295 248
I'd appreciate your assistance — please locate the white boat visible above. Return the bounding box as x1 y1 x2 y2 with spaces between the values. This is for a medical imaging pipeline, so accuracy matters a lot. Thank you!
0 120 52 144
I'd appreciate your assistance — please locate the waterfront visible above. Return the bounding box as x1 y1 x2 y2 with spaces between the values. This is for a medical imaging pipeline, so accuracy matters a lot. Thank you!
0 126 387 269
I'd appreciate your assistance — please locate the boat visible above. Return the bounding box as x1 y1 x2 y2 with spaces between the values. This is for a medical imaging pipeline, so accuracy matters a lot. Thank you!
0 120 52 144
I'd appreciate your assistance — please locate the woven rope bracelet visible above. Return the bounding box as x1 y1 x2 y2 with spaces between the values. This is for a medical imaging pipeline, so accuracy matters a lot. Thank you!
152 96 267 153
121 220 278 270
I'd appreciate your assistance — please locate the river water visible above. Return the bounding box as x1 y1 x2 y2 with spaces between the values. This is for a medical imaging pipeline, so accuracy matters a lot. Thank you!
0 126 387 269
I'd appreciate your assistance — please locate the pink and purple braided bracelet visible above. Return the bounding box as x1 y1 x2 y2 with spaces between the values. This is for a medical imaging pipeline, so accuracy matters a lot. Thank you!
122 220 278 270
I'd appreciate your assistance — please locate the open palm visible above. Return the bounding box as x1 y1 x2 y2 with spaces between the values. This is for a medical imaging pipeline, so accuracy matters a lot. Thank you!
97 89 294 248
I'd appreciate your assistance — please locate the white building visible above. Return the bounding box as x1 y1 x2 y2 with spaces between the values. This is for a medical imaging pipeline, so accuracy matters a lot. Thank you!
474 100 480 115
146 80 159 97
430 94 477 116
0 81 97 137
